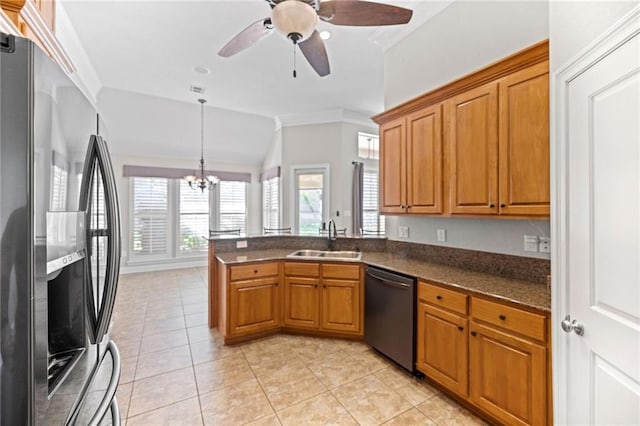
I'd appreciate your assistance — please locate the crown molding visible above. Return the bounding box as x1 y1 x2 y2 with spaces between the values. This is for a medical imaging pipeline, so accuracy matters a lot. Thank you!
20 0 75 74
0 7 19 34
276 108 377 130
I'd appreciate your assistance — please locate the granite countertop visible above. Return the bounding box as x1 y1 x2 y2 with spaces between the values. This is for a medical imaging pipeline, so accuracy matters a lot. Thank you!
216 249 551 313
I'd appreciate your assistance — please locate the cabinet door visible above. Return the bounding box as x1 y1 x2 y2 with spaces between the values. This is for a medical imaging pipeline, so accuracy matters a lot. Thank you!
469 321 547 426
321 279 361 334
228 277 280 336
380 117 407 214
406 104 443 214
284 276 321 329
498 62 550 216
417 303 468 396
448 83 499 215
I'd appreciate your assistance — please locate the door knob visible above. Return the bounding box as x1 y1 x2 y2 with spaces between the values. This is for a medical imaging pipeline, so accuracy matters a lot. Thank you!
561 315 585 336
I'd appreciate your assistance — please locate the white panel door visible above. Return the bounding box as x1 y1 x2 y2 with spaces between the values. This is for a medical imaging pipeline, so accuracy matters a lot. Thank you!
563 12 640 425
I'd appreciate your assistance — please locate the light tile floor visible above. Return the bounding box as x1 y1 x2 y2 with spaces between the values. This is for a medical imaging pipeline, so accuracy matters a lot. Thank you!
111 267 488 426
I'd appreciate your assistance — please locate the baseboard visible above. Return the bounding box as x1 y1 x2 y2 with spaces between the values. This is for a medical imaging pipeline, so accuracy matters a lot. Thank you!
120 259 207 274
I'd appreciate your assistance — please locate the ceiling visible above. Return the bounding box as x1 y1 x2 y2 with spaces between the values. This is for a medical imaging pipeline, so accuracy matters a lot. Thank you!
61 0 453 120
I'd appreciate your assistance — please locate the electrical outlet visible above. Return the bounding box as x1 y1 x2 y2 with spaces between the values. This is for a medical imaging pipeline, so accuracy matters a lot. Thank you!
437 229 446 242
236 240 248 249
398 226 409 238
524 235 539 252
539 237 551 253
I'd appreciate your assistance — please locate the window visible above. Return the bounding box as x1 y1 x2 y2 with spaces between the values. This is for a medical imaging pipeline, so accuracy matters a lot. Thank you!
263 177 280 229
363 169 385 234
358 132 380 160
131 177 169 258
179 180 209 254
217 181 247 233
50 165 68 211
294 167 328 235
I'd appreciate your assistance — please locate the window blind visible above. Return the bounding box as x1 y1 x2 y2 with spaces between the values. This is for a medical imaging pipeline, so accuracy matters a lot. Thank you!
179 180 209 254
262 177 280 230
363 170 385 233
219 181 247 233
131 177 169 257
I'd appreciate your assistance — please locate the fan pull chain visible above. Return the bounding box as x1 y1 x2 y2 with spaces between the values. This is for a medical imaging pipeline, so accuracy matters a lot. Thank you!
293 43 297 78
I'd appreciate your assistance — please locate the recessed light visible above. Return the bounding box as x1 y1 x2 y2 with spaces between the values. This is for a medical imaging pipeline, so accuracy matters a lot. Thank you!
194 66 211 75
319 30 332 40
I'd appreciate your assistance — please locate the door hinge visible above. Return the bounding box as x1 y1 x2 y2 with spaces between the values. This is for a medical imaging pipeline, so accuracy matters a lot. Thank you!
1 33 15 53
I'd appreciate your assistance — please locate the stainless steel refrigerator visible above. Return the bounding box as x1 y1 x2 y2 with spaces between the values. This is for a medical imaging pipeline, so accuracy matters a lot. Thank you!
1 33 121 425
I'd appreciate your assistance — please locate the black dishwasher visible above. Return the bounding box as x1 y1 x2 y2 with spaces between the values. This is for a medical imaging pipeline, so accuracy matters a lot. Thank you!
364 266 417 373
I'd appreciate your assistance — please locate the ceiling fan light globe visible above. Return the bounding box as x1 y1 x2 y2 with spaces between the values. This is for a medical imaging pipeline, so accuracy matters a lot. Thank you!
272 0 318 42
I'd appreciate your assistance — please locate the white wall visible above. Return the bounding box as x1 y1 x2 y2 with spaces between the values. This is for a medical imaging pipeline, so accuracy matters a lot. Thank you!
281 122 378 233
382 0 551 259
549 1 638 72
112 153 262 266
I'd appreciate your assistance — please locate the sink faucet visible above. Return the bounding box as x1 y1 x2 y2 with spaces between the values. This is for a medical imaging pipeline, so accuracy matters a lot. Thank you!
328 219 337 250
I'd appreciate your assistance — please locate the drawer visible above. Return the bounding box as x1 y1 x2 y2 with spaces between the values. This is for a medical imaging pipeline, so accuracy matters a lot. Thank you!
322 263 360 280
418 282 468 315
471 297 547 342
284 262 320 277
229 262 279 281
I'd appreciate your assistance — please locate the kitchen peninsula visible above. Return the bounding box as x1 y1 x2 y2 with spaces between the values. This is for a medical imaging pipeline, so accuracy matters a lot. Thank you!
207 233 552 425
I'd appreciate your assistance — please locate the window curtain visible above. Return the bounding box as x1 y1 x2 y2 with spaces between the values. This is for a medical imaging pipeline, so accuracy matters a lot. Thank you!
352 162 364 236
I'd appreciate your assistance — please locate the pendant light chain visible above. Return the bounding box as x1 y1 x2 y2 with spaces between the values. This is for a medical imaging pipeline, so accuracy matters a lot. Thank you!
184 98 218 191
200 98 205 162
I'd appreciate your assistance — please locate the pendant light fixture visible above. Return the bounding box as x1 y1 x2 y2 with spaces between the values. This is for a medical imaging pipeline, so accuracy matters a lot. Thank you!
185 99 219 191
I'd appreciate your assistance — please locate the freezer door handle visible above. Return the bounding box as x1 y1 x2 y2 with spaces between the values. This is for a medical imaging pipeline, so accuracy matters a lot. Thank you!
88 340 121 426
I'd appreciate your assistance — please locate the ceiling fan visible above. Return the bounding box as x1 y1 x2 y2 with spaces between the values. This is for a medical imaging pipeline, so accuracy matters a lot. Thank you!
218 0 413 77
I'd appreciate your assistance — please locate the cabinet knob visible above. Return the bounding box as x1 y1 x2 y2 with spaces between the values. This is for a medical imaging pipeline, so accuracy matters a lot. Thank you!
275 283 279 286
489 203 495 208
436 295 443 300
253 270 258 274
470 331 477 337
458 326 464 331
500 203 506 208
314 284 319 288
400 205 405 209
323 285 327 288
499 314 506 321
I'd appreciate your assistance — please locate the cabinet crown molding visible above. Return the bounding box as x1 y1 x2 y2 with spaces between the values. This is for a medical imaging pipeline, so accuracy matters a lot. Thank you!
0 0 26 13
373 39 549 125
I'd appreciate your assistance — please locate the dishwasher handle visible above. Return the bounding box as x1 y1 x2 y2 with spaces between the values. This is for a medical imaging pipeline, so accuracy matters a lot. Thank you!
366 270 412 289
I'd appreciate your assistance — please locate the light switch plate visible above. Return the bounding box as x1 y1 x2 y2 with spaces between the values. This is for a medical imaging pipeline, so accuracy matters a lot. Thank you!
524 235 539 252
236 240 248 249
398 226 409 238
437 229 446 242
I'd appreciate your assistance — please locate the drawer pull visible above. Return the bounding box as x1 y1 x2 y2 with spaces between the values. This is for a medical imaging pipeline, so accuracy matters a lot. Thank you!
253 270 258 274
470 331 477 337
436 295 443 300
457 326 464 331
499 314 507 321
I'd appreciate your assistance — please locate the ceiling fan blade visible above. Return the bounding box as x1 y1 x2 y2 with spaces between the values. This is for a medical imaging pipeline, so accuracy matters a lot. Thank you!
218 18 273 57
298 30 331 77
319 1 413 26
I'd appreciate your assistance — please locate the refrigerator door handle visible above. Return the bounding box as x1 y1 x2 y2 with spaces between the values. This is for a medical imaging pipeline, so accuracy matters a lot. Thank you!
79 135 121 344
87 340 121 426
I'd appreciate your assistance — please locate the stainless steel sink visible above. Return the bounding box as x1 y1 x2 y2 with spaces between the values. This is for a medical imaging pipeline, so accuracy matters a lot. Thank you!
287 250 362 261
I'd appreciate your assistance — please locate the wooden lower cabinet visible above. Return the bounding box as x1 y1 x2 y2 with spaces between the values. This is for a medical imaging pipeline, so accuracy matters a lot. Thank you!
469 321 547 426
283 276 321 329
228 276 280 336
417 302 468 397
322 278 360 333
284 262 363 336
416 281 550 426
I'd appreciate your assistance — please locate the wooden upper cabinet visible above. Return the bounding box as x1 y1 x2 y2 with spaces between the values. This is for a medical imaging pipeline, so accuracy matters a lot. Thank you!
498 61 550 216
380 117 406 213
447 82 499 215
407 104 443 214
